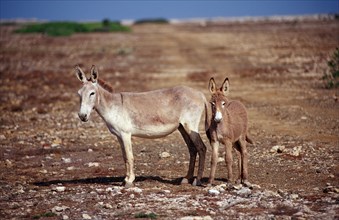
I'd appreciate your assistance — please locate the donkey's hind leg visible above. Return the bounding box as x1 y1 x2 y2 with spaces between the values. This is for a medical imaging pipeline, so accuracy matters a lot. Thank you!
178 124 206 186
178 125 197 184
239 137 250 187
190 131 206 186
234 141 242 184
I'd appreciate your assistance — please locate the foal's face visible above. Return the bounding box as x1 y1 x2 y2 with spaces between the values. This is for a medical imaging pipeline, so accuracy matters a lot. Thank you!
78 82 97 122
208 77 230 123
210 94 228 123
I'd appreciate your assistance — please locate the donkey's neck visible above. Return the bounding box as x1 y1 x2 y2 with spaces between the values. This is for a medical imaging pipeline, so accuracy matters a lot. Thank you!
94 85 122 120
215 110 232 137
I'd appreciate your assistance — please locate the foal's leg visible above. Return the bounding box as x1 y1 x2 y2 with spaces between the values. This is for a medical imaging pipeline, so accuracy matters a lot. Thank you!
234 142 242 184
239 137 250 186
224 139 234 184
208 140 219 186
117 132 135 188
178 125 197 184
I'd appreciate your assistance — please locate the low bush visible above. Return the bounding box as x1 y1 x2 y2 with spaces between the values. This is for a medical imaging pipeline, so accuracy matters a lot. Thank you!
15 20 130 36
135 18 169 25
322 47 339 89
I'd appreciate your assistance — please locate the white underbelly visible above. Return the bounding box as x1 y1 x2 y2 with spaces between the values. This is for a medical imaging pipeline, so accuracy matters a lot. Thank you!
132 124 178 139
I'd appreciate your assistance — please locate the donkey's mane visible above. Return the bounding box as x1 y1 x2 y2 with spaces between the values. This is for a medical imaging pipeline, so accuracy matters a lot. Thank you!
98 78 114 93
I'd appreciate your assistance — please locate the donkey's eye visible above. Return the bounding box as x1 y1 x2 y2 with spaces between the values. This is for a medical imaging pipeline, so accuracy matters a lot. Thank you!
210 102 215 106
90 92 95 97
222 101 225 106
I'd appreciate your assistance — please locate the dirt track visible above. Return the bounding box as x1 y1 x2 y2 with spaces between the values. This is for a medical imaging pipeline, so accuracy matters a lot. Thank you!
0 18 338 219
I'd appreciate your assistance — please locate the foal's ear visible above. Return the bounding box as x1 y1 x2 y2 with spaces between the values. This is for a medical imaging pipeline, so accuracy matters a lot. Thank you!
90 65 99 83
75 65 87 83
220 77 229 95
208 77 217 93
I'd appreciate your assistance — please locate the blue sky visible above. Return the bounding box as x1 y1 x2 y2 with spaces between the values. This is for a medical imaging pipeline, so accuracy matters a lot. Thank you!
1 1 338 21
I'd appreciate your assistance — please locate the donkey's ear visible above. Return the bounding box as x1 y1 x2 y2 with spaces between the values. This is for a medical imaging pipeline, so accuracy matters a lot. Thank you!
220 77 229 95
90 65 99 83
75 65 87 83
208 77 217 93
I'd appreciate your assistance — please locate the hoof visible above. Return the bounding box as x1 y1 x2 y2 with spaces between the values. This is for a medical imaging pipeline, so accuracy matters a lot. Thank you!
232 183 242 190
192 178 202 186
206 183 213 187
123 181 134 188
181 178 189 185
235 179 242 185
242 180 252 188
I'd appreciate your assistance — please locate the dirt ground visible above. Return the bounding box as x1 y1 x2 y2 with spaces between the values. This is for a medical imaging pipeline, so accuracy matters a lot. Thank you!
0 18 338 219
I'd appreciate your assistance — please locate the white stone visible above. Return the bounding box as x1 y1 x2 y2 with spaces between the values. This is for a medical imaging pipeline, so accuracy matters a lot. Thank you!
104 203 113 209
160 152 171 158
290 194 299 199
82 213 92 219
87 162 99 167
291 146 302 156
208 189 220 195
217 157 225 163
180 216 213 220
233 184 243 190
131 187 143 193
55 186 66 192
236 187 252 196
5 159 13 167
106 187 113 192
163 190 171 194
62 158 71 163
51 206 69 216
67 166 75 170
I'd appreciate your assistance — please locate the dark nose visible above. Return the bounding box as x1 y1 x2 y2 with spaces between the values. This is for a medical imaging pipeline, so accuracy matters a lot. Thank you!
214 118 222 123
78 113 88 122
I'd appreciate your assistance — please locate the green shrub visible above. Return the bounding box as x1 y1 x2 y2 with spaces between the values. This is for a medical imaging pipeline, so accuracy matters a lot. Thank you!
92 20 130 32
15 21 130 36
323 47 339 89
135 18 169 25
15 22 89 36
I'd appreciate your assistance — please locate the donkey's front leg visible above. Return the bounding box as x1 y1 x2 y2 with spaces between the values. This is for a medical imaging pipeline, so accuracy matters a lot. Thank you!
224 139 234 184
117 133 135 188
208 140 219 186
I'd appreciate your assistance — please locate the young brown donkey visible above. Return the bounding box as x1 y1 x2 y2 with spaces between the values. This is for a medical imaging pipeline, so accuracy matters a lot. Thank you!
206 77 253 186
75 65 207 187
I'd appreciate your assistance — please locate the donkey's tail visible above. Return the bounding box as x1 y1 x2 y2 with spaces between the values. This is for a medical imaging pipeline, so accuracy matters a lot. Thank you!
246 135 254 144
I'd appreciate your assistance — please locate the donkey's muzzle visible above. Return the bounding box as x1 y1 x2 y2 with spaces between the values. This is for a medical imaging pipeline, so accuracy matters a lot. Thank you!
78 113 88 122
214 118 222 123
214 111 222 123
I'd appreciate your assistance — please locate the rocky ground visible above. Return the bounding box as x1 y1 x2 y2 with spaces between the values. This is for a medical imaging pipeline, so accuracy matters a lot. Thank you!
0 17 338 219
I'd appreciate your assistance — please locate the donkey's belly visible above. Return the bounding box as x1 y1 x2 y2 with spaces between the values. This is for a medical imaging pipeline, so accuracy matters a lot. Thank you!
132 123 178 139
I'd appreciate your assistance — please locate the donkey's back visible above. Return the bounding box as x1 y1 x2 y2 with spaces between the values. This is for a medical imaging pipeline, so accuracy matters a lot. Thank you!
120 86 207 138
227 100 249 136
